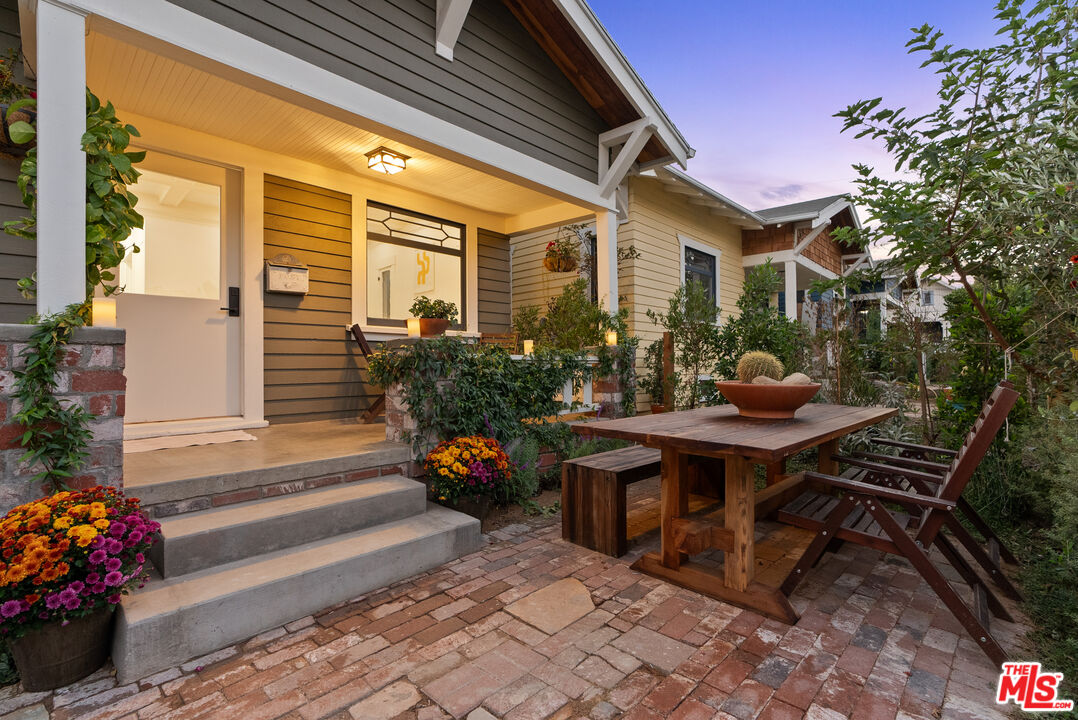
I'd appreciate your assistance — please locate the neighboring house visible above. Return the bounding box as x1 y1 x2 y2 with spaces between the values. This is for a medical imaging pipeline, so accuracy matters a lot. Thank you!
7 0 693 434
743 195 868 324
853 272 956 341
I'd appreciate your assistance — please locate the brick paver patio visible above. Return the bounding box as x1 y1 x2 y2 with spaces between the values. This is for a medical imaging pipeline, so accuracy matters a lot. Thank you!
0 486 1027 720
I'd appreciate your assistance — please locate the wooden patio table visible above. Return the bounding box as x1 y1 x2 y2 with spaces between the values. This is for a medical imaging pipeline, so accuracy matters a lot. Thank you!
572 403 896 622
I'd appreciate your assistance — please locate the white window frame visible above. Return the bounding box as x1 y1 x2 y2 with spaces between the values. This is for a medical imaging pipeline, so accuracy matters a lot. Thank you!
678 233 721 313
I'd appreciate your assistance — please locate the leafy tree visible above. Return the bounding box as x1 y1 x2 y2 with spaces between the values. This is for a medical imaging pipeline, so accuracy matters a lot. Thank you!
834 0 1077 390
715 261 805 380
647 280 720 409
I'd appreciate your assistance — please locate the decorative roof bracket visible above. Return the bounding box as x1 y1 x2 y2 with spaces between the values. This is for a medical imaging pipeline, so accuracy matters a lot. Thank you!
598 117 654 200
435 0 474 61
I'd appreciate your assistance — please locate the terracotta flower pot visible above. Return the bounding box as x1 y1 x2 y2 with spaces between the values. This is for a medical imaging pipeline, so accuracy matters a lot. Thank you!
543 255 578 273
650 404 666 414
417 318 450 337
7 606 115 691
714 381 822 419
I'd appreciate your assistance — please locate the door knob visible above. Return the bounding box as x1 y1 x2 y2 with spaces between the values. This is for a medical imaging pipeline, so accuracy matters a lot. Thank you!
220 287 240 317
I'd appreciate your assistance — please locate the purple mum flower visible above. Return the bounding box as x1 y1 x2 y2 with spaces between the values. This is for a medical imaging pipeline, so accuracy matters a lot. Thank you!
105 557 122 573
0 600 22 618
68 581 85 594
106 594 122 605
88 549 107 564
135 552 146 564
91 583 107 594
105 538 123 554
63 596 81 611
58 588 77 604
108 521 127 537
104 571 124 587
86 573 100 585
128 531 144 544
44 594 62 610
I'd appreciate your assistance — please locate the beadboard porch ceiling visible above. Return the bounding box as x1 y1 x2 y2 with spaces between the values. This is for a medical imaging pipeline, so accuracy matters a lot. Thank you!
85 31 572 218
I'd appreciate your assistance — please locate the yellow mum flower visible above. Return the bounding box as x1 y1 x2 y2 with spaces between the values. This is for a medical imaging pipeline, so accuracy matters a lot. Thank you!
88 502 108 520
93 519 110 531
53 517 73 530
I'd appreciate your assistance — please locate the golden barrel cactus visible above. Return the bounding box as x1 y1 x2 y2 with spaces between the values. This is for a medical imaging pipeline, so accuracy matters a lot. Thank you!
736 351 784 383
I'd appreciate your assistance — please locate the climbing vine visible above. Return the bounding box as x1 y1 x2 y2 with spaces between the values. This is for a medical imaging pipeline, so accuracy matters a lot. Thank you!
12 306 94 490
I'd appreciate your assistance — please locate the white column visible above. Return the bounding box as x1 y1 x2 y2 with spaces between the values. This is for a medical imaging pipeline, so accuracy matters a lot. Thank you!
595 209 618 311
784 260 798 321
35 0 87 315
242 166 265 422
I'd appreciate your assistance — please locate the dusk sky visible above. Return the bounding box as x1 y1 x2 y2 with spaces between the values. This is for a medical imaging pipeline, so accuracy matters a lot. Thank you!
588 0 1005 213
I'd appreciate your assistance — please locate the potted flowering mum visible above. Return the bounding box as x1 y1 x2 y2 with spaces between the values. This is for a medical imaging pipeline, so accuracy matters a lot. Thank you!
0 486 159 690
424 436 512 529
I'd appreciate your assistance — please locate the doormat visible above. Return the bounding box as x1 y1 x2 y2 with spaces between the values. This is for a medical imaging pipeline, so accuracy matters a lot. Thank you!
124 430 257 454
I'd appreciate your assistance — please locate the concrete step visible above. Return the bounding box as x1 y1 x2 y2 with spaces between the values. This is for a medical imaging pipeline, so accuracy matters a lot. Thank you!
149 477 427 577
113 503 481 684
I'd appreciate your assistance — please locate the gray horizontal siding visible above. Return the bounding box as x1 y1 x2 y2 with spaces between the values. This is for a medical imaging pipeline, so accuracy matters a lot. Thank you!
0 0 34 324
166 0 604 181
477 228 510 333
262 175 376 423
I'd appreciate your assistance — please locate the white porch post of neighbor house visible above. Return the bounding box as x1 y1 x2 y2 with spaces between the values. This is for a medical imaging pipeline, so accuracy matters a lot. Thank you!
595 210 618 310
35 0 88 315
784 260 797 321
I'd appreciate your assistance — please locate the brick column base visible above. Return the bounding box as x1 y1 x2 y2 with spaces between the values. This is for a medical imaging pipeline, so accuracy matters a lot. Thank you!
0 324 126 513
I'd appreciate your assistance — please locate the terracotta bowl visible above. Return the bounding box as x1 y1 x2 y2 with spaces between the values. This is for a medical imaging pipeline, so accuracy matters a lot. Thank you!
714 381 822 419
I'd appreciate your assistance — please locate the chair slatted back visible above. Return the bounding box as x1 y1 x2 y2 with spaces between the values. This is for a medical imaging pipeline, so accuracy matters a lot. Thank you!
915 381 1019 545
480 332 519 353
349 324 373 357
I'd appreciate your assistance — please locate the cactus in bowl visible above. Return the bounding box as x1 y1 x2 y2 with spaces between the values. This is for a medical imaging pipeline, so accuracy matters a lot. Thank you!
736 351 784 384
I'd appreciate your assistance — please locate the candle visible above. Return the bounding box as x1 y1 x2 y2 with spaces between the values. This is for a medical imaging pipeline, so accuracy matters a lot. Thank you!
406 318 421 337
605 330 618 346
522 339 534 355
92 298 117 328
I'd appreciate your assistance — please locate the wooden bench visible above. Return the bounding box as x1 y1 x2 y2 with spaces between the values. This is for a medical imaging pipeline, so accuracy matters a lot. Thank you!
562 445 662 557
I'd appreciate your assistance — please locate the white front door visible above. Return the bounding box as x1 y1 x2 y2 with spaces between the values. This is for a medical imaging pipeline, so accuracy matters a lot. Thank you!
117 153 242 425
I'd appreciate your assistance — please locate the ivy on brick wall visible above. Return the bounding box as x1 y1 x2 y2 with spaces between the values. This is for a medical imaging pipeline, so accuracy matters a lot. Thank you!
368 337 590 457
13 306 94 490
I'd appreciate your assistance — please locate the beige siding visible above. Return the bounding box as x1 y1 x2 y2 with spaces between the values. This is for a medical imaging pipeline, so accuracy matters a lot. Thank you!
263 175 378 423
509 225 588 318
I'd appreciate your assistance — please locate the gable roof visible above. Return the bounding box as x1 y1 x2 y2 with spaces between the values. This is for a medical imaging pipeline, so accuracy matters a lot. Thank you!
504 0 694 169
756 195 846 221
645 167 765 229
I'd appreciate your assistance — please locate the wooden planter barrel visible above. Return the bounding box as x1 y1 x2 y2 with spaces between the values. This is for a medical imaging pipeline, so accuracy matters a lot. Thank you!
8 606 114 691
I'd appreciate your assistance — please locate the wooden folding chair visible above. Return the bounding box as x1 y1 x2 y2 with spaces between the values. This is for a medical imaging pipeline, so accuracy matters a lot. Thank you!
776 382 1021 664
349 324 385 423
479 332 519 353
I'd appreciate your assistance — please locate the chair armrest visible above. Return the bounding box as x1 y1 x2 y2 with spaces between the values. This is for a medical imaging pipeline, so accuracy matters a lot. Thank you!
804 472 955 510
849 451 949 475
832 456 947 485
871 437 957 457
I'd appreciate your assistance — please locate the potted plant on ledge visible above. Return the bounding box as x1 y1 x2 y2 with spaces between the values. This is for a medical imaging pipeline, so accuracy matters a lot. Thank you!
409 296 459 337
425 436 512 531
0 486 159 690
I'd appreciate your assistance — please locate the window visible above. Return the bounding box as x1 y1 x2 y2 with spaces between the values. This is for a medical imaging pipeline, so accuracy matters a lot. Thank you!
366 202 465 327
921 290 934 306
679 235 718 305
120 168 223 299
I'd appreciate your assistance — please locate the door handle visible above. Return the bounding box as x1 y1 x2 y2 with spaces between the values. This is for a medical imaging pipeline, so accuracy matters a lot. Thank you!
220 286 240 317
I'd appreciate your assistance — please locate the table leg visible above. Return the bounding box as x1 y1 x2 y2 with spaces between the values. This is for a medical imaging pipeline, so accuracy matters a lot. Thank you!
765 459 786 486
724 454 754 592
660 447 688 569
817 438 840 475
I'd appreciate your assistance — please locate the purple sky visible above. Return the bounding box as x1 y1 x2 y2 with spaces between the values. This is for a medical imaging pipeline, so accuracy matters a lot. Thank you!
588 0 1004 212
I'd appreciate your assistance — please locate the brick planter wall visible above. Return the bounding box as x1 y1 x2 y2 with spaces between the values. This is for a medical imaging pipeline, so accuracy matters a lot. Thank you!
0 324 125 513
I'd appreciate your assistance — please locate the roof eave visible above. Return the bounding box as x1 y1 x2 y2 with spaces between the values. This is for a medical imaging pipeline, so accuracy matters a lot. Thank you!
552 0 694 168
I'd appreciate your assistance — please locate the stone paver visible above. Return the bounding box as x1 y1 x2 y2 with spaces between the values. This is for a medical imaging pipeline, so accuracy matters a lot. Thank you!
2 481 1029 719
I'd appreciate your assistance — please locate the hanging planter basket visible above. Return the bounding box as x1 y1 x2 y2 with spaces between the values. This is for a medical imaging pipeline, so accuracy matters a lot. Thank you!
0 102 35 157
543 254 578 273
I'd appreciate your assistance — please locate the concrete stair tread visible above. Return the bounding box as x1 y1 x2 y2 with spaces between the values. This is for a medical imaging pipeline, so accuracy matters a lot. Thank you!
157 476 418 538
125 504 475 623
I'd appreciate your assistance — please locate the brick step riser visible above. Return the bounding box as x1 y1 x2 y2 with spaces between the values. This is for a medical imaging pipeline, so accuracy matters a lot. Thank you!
150 478 429 577
140 459 418 518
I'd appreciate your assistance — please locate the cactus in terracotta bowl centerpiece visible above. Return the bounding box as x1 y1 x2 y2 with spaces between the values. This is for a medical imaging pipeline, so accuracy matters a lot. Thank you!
716 351 820 419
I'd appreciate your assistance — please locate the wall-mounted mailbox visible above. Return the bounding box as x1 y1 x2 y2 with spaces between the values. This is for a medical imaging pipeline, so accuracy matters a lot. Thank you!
265 254 309 295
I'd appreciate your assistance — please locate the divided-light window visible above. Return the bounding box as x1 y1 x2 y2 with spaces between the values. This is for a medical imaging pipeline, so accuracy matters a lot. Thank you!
366 202 465 327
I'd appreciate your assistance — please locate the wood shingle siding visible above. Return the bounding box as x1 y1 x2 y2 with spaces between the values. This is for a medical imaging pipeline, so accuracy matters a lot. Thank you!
262 175 376 423
165 0 606 181
0 0 33 323
477 228 511 333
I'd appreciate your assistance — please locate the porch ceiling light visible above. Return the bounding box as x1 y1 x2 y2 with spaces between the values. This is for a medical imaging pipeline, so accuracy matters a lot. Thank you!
365 146 409 175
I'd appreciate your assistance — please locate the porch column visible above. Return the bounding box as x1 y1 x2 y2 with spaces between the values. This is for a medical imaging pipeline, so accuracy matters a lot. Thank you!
36 0 88 315
784 260 797 321
595 209 618 310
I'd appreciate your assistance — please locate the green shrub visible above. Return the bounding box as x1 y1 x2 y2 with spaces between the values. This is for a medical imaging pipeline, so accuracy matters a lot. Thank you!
408 296 458 322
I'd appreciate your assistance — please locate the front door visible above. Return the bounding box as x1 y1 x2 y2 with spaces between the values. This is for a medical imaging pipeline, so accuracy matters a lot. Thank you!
116 152 242 425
